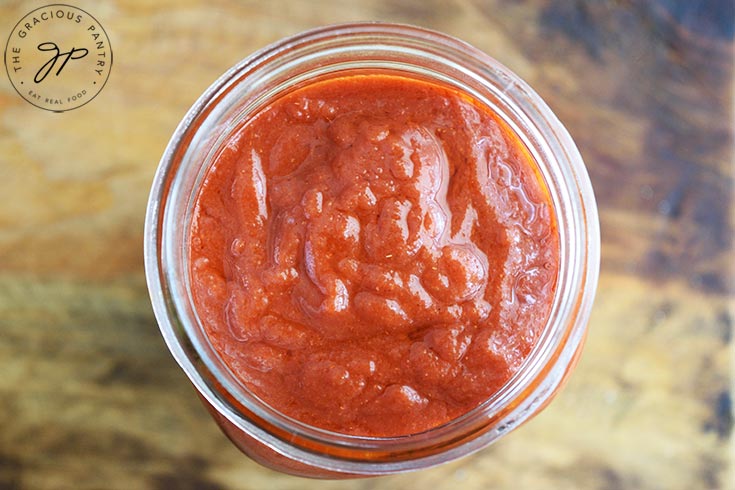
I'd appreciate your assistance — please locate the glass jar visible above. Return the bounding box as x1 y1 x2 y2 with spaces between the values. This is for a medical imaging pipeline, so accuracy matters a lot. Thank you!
144 22 599 478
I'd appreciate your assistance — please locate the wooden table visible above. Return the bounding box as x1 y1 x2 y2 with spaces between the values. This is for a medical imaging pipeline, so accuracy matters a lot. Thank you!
1 1 732 488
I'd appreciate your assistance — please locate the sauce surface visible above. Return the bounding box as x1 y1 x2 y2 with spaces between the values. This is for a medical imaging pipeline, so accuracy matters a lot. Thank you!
189 75 559 436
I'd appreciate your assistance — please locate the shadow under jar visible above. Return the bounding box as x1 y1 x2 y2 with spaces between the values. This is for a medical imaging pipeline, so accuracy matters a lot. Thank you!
144 22 599 478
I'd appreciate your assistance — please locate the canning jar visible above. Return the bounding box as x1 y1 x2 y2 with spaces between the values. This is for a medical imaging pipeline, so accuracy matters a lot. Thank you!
144 22 599 478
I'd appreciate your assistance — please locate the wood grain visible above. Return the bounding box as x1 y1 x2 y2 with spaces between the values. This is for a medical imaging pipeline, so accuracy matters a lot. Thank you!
0 0 732 489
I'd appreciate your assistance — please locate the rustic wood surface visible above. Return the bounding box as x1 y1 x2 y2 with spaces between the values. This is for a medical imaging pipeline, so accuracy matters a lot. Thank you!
0 0 732 489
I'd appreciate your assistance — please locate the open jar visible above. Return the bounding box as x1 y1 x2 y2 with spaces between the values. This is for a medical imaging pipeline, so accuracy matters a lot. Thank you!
144 22 599 478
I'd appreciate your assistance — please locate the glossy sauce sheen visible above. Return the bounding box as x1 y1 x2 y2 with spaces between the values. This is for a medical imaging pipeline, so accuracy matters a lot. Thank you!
190 75 559 436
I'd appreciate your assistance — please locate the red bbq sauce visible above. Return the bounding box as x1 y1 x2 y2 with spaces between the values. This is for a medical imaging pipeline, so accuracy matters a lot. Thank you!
189 74 559 437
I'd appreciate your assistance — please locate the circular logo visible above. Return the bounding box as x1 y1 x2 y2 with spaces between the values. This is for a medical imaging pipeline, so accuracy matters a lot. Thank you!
4 4 112 112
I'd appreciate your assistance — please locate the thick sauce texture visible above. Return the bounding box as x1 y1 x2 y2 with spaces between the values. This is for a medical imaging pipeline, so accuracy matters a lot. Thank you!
190 75 559 436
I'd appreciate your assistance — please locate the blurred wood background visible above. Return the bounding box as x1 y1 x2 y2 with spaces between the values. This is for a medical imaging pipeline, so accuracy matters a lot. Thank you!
0 0 732 489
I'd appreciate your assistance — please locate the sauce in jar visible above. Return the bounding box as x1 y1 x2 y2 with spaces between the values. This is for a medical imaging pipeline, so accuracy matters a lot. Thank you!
189 74 559 437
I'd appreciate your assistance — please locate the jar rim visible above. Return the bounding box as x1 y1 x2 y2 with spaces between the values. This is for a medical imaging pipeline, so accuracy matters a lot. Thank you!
144 21 600 474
